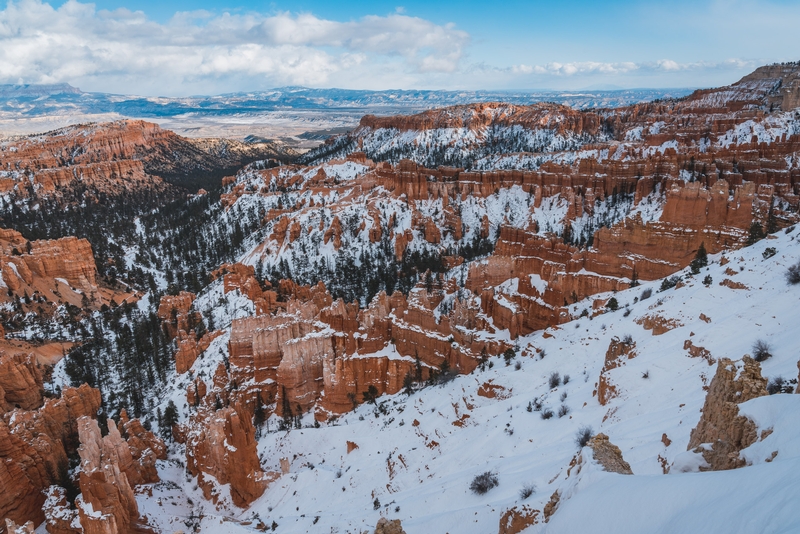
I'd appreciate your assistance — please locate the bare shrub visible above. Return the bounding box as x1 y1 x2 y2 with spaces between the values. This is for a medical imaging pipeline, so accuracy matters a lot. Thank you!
519 483 536 500
575 425 593 448
549 372 561 389
470 471 499 495
786 262 800 285
640 288 653 300
541 408 554 420
752 339 773 362
558 405 570 418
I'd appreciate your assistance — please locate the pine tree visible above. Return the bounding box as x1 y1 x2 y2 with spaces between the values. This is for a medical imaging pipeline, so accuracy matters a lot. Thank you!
162 400 178 440
690 242 708 274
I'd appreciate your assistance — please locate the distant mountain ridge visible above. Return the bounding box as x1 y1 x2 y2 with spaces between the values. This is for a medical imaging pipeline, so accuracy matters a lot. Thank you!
0 83 693 119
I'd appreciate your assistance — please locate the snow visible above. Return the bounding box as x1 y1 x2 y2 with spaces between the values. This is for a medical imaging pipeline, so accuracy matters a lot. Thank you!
140 218 800 533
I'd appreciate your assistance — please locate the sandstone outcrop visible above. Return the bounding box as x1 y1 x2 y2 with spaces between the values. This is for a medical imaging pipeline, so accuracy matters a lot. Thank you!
0 352 43 412
687 357 768 470
157 292 198 340
588 433 633 474
76 416 140 534
0 229 119 311
596 337 636 406
1 384 100 530
498 506 540 534
373 518 406 534
42 486 81 534
185 403 274 507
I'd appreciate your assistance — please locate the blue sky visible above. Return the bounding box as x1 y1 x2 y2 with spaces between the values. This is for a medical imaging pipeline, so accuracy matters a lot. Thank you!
1 0 798 95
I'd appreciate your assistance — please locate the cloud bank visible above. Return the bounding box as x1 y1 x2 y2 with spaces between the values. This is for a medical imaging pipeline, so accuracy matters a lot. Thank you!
0 0 469 94
0 0 787 94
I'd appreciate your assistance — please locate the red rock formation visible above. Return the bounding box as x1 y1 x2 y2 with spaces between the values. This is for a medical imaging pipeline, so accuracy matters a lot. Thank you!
498 506 540 534
0 353 43 412
687 357 767 470
0 229 120 311
596 338 636 406
185 403 275 508
76 416 140 534
157 292 197 340
42 486 81 534
0 384 100 530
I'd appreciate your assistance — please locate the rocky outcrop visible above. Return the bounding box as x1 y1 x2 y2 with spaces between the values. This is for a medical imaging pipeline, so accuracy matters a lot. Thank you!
0 352 43 412
498 506 540 534
0 229 118 311
1 384 101 530
157 292 197 340
42 487 81 534
373 518 406 534
185 403 274 508
588 433 633 474
687 357 768 470
76 417 139 534
0 120 295 202
596 337 636 406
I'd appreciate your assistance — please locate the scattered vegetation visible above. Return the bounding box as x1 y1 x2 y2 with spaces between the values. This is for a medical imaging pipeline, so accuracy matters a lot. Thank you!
752 339 773 362
703 275 713 287
767 376 795 395
606 297 619 311
540 408 554 420
519 483 536 500
575 425 594 448
549 372 561 389
786 261 800 285
640 288 653 300
470 471 499 495
558 405 570 418
659 276 681 292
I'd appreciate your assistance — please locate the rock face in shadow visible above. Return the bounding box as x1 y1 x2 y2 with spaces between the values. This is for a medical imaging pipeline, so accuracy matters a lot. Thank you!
687 357 768 470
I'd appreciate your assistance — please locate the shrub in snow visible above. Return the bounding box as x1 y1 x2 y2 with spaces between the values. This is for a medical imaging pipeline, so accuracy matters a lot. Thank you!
563 374 570 384
622 334 633 345
786 261 800 285
514 360 522 371
640 288 652 300
470 471 499 495
752 339 773 362
703 275 713 287
558 405 570 418
575 425 594 448
549 372 561 389
659 276 681 292
762 247 777 260
519 483 536 500
606 297 619 311
767 376 795 395
541 408 554 420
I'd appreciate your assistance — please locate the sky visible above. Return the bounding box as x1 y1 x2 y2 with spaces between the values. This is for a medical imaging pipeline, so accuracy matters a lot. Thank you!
0 0 798 96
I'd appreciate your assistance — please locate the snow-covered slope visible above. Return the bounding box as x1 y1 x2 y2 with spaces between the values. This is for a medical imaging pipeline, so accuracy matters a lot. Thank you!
137 219 800 534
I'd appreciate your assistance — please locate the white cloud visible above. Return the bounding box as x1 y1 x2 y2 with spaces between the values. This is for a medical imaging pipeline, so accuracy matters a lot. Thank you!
0 0 469 94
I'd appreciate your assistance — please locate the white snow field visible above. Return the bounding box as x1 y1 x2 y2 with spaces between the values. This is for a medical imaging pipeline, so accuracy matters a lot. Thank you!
129 225 800 534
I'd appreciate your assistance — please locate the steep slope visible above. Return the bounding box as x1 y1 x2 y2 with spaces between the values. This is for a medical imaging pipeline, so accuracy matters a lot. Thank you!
138 207 800 534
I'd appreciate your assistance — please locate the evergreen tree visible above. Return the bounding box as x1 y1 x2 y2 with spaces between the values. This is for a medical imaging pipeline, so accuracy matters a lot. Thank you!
690 242 708 274
162 400 179 440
